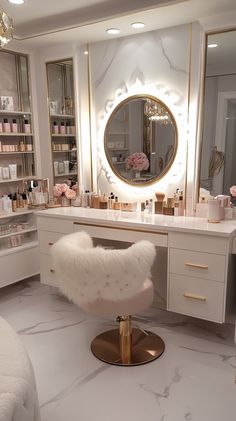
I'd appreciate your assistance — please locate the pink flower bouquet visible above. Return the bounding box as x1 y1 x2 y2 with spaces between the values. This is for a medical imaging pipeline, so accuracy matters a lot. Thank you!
126 152 149 172
53 183 69 197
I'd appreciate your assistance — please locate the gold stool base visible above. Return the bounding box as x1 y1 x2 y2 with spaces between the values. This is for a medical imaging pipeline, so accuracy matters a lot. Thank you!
91 328 165 366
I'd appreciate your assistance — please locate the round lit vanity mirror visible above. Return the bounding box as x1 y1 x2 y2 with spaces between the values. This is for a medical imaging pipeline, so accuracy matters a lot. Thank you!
104 95 178 186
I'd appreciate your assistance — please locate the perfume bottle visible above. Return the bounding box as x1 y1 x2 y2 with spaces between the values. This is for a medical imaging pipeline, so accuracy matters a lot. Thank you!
11 119 18 133
3 118 11 133
24 120 31 133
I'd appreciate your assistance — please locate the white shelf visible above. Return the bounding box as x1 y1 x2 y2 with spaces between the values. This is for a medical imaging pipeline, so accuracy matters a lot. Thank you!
0 111 31 116
0 210 34 220
108 132 128 135
50 114 75 119
0 240 38 257
108 148 128 151
0 176 37 184
51 134 75 137
0 133 33 136
52 149 76 153
0 151 34 155
114 161 126 165
0 227 37 240
54 172 77 177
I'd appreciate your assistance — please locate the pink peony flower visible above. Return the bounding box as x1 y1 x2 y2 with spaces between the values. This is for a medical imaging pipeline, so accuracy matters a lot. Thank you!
65 188 76 199
126 152 149 172
60 183 69 194
230 186 236 197
53 184 63 197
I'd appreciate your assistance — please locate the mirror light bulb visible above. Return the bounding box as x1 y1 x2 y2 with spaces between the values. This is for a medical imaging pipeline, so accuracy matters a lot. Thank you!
8 0 25 3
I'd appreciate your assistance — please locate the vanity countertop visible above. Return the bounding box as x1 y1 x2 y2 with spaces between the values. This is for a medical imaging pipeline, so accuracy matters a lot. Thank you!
36 207 236 238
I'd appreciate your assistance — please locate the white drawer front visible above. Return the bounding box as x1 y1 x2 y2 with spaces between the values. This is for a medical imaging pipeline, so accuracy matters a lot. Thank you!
40 254 58 287
168 274 225 323
38 230 65 254
169 232 227 255
73 223 168 247
169 248 226 283
37 217 73 234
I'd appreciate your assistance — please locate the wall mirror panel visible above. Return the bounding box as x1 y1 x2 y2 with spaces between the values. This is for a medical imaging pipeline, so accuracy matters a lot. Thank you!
199 29 236 201
104 95 177 186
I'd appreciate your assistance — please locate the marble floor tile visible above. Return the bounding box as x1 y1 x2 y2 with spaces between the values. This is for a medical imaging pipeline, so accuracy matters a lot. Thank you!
0 277 235 421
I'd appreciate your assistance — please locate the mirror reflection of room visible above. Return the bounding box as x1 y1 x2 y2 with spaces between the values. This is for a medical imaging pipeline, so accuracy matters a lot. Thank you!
200 30 236 202
105 96 177 185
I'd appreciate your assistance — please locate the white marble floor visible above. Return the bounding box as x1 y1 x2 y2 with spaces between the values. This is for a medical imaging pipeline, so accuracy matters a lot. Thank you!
0 277 235 421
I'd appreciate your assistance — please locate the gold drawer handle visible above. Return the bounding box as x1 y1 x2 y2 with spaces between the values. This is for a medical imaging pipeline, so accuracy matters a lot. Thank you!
183 293 206 302
48 242 54 246
50 269 55 273
185 262 208 270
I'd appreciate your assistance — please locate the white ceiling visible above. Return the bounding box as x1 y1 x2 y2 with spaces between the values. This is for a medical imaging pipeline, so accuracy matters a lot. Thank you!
1 0 236 47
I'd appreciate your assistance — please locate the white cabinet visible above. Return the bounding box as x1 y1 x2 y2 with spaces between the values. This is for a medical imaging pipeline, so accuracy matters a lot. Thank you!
37 216 73 286
0 211 39 288
168 232 229 323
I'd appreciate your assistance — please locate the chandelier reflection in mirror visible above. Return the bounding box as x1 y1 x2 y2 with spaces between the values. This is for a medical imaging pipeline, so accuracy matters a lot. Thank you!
104 95 178 186
0 11 14 48
144 99 172 124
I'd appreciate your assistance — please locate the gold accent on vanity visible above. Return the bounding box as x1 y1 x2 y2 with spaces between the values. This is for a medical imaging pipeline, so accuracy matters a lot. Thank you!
183 293 207 302
73 221 168 236
185 262 208 270
90 315 165 366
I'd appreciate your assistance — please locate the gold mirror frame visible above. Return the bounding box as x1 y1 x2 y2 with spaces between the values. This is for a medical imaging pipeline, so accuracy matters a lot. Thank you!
104 94 178 187
195 27 236 206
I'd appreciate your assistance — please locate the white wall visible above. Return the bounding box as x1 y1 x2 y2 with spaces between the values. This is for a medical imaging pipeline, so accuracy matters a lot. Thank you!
88 23 191 203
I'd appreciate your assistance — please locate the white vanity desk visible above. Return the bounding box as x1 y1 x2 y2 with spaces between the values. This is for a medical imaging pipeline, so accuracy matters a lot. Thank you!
36 207 236 327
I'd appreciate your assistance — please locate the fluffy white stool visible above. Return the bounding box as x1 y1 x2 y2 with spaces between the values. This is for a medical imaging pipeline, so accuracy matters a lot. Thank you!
51 231 165 366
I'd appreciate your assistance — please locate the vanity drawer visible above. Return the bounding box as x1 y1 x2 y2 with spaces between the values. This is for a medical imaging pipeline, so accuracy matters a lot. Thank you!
169 232 227 255
37 216 73 234
168 274 225 323
38 230 65 254
73 223 168 247
169 248 226 283
40 254 58 287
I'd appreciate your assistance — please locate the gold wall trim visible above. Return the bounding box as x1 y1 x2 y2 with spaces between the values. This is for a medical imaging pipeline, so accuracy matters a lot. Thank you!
73 221 168 236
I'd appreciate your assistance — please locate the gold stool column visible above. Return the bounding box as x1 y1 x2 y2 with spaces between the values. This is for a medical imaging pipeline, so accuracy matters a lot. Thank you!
119 316 132 364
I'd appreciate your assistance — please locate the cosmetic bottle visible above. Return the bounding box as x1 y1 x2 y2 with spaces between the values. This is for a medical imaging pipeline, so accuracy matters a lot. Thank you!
66 121 71 134
23 120 31 134
12 193 17 212
208 199 221 223
52 121 59 134
113 196 120 210
60 122 66 134
0 122 3 133
141 202 145 212
163 197 175 216
3 118 11 133
11 119 18 133
178 195 185 216
99 194 108 209
148 199 154 213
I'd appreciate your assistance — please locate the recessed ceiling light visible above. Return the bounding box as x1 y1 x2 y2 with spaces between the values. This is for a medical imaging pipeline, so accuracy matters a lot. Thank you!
8 0 25 4
131 22 145 29
208 43 218 48
84 51 89 55
106 28 120 35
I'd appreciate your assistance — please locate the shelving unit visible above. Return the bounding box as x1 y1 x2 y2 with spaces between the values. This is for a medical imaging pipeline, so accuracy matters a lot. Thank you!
0 211 39 287
0 50 39 288
0 50 36 192
46 59 78 185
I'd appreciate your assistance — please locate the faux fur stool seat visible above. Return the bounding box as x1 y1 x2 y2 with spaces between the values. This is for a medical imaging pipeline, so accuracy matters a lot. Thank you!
51 231 165 366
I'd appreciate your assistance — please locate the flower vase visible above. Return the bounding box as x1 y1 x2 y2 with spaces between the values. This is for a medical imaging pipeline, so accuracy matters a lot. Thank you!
61 196 71 207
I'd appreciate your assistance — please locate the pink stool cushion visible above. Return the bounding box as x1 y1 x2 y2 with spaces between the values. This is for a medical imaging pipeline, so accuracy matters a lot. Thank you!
80 278 154 317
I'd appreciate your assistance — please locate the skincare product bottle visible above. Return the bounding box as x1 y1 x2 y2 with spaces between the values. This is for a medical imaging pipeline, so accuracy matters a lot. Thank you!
207 199 221 223
11 119 18 133
0 122 3 133
53 161 59 175
9 164 17 180
148 199 154 213
58 162 64 174
52 121 59 134
66 121 71 134
113 196 120 210
2 167 10 179
141 202 145 212
60 122 66 134
178 195 185 216
12 193 17 212
3 118 11 133
23 120 31 133
100 194 108 209
63 160 69 174
163 197 175 216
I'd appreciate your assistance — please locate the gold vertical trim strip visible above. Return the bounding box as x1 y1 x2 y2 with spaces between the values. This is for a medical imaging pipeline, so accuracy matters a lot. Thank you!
87 44 94 192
